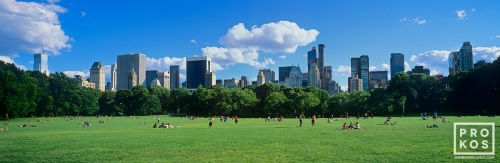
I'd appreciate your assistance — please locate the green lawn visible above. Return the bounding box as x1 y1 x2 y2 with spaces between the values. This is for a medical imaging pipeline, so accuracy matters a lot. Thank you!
1 115 498 162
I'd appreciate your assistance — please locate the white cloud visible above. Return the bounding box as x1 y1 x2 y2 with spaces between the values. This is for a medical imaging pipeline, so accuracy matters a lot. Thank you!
409 50 450 75
29 61 34 64
179 74 186 80
496 36 500 38
332 65 351 76
369 63 390 71
81 11 86 17
471 8 476 12
63 70 89 78
473 46 500 62
400 17 426 25
146 57 186 71
404 61 411 72
201 21 317 70
0 55 14 63
47 0 60 4
413 17 426 25
190 39 197 44
0 0 71 56
219 21 319 53
430 69 440 76
0 55 28 70
201 47 275 69
455 10 466 20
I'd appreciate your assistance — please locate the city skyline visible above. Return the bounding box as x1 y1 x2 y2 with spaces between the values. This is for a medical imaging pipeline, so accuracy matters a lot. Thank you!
1 0 500 91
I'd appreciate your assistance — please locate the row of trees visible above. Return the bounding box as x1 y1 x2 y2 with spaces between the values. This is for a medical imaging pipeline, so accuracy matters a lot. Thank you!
1 57 499 118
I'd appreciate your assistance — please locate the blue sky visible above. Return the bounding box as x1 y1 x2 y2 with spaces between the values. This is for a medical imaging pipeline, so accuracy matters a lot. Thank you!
1 0 500 90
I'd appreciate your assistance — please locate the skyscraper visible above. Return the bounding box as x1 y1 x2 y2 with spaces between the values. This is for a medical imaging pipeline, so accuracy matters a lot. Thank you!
308 63 321 88
285 66 303 87
318 44 326 89
170 65 180 89
360 55 370 91
307 46 317 70
90 61 105 91
186 56 211 89
351 58 360 78
257 71 265 86
390 53 404 79
369 71 388 90
205 70 216 88
449 51 460 74
279 66 293 82
240 76 248 88
117 53 146 90
260 69 275 82
145 70 159 88
111 63 117 91
460 42 473 71
33 53 49 76
128 69 137 89
158 71 170 89
348 75 362 92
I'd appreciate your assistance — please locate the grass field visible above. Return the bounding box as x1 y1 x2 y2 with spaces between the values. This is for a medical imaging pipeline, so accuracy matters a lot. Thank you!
1 115 499 162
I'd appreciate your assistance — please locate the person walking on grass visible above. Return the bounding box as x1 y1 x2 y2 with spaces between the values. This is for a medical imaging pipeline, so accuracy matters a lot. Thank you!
299 115 303 127
234 115 239 124
312 114 316 127
209 116 214 128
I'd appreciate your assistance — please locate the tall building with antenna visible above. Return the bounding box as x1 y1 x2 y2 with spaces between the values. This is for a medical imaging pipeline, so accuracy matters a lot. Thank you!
34 53 49 76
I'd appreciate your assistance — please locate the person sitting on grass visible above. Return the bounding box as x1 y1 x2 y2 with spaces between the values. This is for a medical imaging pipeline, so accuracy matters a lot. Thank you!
327 118 332 123
153 123 157 128
384 120 389 125
442 118 448 123
355 122 360 129
342 122 348 129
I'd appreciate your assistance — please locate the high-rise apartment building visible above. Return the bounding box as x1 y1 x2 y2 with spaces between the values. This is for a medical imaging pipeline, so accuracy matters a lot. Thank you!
259 69 275 82
33 53 49 76
257 71 265 86
145 70 159 88
240 76 248 88
360 55 370 91
186 56 211 89
308 63 321 88
159 71 170 89
460 42 473 71
390 53 404 79
348 75 362 92
111 63 117 91
116 53 146 90
307 46 317 71
369 71 388 90
449 51 460 74
128 69 137 89
284 66 302 87
170 65 180 89
407 66 430 76
205 70 216 88
318 44 326 89
351 58 360 78
90 62 105 91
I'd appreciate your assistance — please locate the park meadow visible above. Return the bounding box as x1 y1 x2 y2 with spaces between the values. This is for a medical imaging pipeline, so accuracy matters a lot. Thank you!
1 115 499 162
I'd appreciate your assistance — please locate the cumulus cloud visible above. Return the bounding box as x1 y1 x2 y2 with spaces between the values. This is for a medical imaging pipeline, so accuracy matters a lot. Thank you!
190 39 197 44
473 46 500 62
455 10 466 20
63 70 89 78
279 55 286 59
0 55 14 63
404 61 411 72
369 63 390 71
430 69 440 76
146 57 186 71
0 55 28 70
409 50 450 75
219 21 319 53
0 0 71 56
400 17 426 25
332 65 351 76
201 47 275 69
201 21 318 70
81 11 86 17
471 8 476 12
